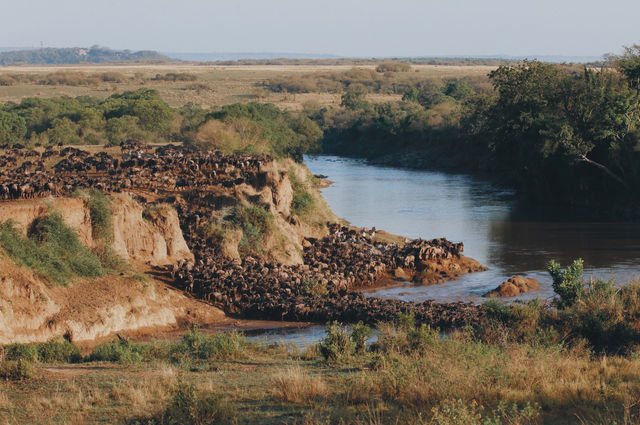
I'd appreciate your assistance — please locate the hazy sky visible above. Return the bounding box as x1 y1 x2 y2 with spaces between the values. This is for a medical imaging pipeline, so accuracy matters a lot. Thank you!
2 0 638 57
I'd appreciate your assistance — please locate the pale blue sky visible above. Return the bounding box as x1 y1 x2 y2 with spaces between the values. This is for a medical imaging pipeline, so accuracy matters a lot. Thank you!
2 0 638 57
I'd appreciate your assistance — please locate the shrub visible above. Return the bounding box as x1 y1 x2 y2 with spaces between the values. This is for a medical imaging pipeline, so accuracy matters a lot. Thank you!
301 278 328 297
3 343 39 362
129 382 234 425
176 329 248 361
0 215 105 286
227 205 273 256
351 322 372 353
319 322 372 361
291 186 314 217
86 189 112 241
0 360 33 381
560 280 638 353
548 258 584 307
3 338 80 363
88 339 146 364
373 313 440 354
36 338 81 363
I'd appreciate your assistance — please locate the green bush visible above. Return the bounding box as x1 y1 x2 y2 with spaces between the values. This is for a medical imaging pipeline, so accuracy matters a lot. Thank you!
205 102 318 161
176 329 248 361
351 322 372 353
88 339 146 364
319 322 355 362
0 359 33 380
301 278 328 297
319 321 372 361
290 182 314 217
0 215 105 286
560 280 638 353
227 205 273 256
548 258 584 307
3 343 39 362
86 189 112 241
3 338 80 363
36 338 81 363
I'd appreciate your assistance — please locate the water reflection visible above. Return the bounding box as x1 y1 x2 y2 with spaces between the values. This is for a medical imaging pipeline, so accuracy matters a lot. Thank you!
305 155 640 303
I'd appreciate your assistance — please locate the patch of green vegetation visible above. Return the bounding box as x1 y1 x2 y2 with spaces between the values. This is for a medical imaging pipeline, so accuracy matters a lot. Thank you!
88 339 149 364
480 259 640 354
301 278 328 297
74 189 113 241
319 321 371 362
548 258 584 307
184 102 321 161
227 205 274 256
3 338 80 363
0 359 33 381
87 329 248 367
175 329 248 362
0 214 105 286
289 171 315 217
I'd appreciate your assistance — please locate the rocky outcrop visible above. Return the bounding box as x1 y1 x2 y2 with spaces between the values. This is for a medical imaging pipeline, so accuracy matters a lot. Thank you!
110 193 192 266
484 276 540 298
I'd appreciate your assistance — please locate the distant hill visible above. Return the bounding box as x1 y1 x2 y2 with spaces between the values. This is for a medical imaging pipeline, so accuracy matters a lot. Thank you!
0 46 171 65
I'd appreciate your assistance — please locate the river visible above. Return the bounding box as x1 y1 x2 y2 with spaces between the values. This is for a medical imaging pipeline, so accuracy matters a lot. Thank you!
305 155 640 303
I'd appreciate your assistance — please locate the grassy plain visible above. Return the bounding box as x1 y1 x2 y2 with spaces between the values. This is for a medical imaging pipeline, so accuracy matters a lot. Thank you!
0 63 496 111
2 325 640 425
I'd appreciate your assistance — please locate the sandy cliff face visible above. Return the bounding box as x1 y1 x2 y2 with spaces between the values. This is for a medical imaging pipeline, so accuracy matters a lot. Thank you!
0 194 214 344
0 193 193 267
110 193 193 266
0 258 225 344
0 198 93 246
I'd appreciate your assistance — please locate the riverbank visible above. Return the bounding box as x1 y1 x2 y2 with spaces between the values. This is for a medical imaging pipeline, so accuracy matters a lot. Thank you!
3 315 640 425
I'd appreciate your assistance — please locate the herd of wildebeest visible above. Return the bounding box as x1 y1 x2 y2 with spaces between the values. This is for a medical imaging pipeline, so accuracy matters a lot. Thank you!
0 141 484 327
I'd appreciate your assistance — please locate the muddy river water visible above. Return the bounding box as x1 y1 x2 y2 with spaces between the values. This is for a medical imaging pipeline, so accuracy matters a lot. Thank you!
305 155 640 303
252 155 640 346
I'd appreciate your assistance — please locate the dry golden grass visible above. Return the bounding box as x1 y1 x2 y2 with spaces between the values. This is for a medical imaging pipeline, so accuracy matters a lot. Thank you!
0 63 495 110
272 366 328 404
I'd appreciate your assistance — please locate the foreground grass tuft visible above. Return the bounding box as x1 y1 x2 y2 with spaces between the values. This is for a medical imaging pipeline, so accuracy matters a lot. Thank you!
272 366 328 404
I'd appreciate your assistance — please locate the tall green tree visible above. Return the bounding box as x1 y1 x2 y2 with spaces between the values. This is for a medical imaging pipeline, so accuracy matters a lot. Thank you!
0 110 27 145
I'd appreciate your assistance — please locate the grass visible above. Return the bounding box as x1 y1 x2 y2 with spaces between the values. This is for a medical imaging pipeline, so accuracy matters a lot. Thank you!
272 366 328 404
2 322 640 424
0 214 105 286
227 204 274 256
0 63 495 111
290 171 315 217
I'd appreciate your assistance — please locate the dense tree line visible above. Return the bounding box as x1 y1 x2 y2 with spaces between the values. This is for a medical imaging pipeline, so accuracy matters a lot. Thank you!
313 46 640 214
0 46 169 66
0 89 320 161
